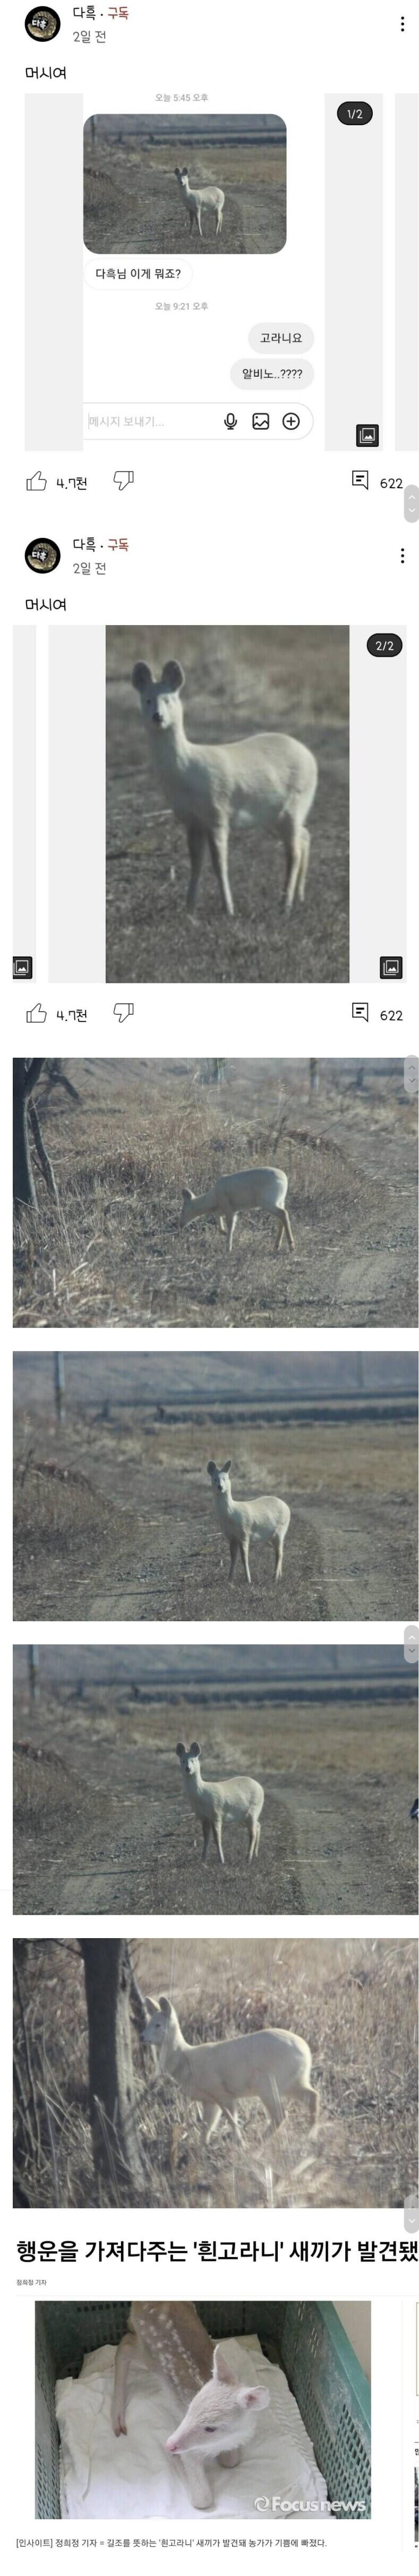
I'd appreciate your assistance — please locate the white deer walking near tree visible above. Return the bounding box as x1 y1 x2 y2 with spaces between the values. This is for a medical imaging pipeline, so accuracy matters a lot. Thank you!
181 1164 295 1254
141 1996 319 2147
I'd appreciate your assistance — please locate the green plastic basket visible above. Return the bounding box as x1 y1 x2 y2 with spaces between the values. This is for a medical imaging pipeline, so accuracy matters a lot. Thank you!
35 2296 371 2522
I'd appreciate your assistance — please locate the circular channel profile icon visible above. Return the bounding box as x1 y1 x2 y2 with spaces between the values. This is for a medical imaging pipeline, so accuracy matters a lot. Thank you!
25 8 61 40
25 537 61 575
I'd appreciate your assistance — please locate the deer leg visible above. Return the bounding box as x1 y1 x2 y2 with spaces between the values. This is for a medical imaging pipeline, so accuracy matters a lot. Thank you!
220 2101 241 2135
112 2330 135 2436
184 2457 212 2510
229 1539 238 1580
276 1213 285 1252
208 823 234 918
282 806 304 913
298 824 311 900
274 1533 284 1583
227 1210 238 1252
240 1537 251 1586
205 2103 223 2142
201 1819 211 1864
306 2083 319 2133
212 1818 225 1864
282 1207 295 1252
266 2088 287 2133
186 823 206 917
247 1821 258 1861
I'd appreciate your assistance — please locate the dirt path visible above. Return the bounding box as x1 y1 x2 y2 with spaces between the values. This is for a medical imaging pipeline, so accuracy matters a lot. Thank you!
89 1507 328 1624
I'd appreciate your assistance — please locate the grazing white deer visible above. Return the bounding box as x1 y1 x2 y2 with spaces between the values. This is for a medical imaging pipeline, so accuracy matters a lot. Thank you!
175 166 225 238
175 1738 264 1863
181 1164 294 1255
132 659 318 921
207 1457 290 1585
112 2300 269 2509
141 1995 319 2145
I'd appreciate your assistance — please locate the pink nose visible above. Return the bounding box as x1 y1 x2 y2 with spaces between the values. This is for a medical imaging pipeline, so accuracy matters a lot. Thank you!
166 2436 178 2452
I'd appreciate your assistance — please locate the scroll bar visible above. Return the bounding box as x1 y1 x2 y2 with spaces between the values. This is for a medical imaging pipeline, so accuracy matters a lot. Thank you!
395 96 419 449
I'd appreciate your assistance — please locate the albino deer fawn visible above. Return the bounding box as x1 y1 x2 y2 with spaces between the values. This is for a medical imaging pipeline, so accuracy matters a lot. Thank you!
181 1164 294 1255
207 1457 290 1585
175 167 225 238
142 1995 319 2146
132 659 318 922
175 1738 264 1863
112 2300 269 2509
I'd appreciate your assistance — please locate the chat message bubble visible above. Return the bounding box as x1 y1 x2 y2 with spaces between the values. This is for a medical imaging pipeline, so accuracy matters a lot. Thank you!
249 322 314 352
231 358 313 390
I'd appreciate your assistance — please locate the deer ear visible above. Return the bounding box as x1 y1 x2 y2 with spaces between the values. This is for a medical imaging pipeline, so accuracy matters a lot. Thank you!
207 1460 217 1480
213 2345 235 2386
239 2386 270 2413
189 1741 201 1759
175 1741 186 1760
144 1995 159 2016
160 660 184 694
132 661 152 695
158 1994 171 2017
221 1459 232 1474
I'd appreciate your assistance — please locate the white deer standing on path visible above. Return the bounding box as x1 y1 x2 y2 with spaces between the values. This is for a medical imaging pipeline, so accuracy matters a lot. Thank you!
207 1457 290 1585
141 1995 319 2146
175 166 225 237
112 2300 269 2509
181 1164 295 1255
175 1738 264 1862
132 659 318 922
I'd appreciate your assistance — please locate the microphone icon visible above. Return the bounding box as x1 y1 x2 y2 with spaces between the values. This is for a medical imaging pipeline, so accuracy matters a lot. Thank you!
224 411 237 429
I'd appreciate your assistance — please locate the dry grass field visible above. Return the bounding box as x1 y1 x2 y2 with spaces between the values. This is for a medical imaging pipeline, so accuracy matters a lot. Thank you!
14 1058 417 1330
13 1935 417 2210
13 1644 418 1918
84 118 286 257
105 628 349 983
13 1353 418 1624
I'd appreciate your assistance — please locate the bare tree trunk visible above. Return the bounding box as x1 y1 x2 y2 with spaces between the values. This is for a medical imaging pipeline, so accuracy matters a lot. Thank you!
13 1060 44 1208
28 1098 59 1207
55 1355 65 1424
29 1645 39 1708
81 1939 148 2201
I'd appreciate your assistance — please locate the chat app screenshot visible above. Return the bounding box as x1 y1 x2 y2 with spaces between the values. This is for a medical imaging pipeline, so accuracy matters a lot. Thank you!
6 3 419 2564
8 0 417 1022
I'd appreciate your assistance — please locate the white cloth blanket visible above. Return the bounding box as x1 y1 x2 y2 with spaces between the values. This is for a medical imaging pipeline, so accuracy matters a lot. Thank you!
56 2331 329 2521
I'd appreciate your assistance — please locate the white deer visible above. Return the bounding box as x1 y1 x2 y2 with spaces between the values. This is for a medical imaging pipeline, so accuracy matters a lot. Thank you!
132 659 318 921
181 1164 294 1255
141 1995 319 2146
207 1457 290 1585
175 1738 264 1863
175 166 225 238
112 2300 269 2510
